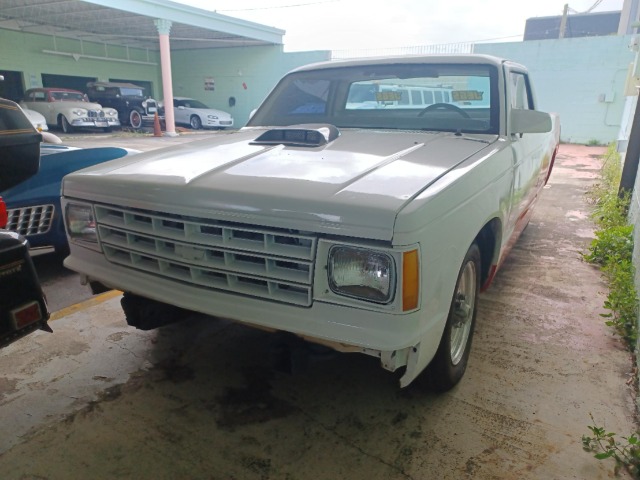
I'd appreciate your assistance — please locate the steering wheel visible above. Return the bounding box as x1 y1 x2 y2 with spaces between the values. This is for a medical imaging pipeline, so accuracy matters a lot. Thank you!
417 103 470 118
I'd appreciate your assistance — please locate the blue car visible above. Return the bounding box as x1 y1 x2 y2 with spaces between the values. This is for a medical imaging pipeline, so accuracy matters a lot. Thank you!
2 143 139 255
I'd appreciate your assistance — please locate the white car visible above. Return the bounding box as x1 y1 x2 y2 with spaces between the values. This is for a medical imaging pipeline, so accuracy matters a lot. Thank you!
21 88 121 133
169 97 233 130
20 106 48 131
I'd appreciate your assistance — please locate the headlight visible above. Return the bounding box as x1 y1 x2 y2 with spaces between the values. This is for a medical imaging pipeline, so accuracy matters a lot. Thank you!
328 246 395 303
65 203 98 244
107 110 116 116
207 115 218 119
72 109 87 116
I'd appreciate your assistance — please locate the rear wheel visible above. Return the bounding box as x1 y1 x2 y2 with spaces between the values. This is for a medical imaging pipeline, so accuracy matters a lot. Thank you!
129 110 143 129
60 115 73 133
427 243 480 392
190 115 202 130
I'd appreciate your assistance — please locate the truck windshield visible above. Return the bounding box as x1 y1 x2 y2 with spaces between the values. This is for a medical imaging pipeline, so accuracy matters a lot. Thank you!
248 63 499 134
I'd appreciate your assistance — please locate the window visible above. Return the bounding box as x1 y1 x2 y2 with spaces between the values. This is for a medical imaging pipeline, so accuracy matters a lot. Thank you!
510 72 532 110
248 63 499 134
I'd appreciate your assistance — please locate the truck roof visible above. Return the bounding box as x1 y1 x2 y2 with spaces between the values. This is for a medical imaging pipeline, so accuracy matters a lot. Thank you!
290 54 521 73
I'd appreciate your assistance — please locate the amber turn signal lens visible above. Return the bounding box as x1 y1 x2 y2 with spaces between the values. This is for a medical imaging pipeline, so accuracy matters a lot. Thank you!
402 250 419 311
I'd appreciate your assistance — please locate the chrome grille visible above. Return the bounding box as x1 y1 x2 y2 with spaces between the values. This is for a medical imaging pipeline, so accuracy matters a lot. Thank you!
95 205 317 306
87 110 105 118
7 205 54 236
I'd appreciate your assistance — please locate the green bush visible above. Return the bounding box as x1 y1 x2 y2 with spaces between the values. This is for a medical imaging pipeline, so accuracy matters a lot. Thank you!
583 144 638 348
582 145 639 477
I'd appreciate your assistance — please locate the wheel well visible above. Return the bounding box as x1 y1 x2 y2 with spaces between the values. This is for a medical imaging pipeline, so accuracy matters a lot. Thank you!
474 218 501 285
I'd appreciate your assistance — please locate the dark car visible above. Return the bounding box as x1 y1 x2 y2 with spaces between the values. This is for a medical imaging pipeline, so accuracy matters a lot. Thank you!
0 97 51 347
2 143 140 256
86 81 161 130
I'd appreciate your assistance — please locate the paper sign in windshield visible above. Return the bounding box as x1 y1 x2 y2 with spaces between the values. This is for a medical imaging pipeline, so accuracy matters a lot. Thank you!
452 90 483 102
375 91 403 102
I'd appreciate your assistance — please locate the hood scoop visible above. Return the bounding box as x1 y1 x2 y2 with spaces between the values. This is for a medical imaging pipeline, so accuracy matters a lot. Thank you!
250 124 340 147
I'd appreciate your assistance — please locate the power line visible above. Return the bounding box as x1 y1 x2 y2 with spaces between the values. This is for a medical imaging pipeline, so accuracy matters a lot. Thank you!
218 0 340 12
567 0 604 14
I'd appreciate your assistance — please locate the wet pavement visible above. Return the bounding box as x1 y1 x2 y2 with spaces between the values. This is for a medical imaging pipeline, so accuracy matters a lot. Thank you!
0 141 636 479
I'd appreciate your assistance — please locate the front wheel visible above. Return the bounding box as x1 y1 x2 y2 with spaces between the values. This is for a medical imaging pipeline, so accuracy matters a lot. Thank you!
190 115 202 130
427 243 480 392
129 110 143 129
60 115 73 133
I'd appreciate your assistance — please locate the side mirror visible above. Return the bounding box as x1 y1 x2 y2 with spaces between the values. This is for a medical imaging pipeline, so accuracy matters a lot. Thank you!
510 109 552 135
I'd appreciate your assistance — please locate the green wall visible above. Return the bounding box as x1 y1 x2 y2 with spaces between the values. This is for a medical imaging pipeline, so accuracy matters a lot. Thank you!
1 27 329 126
0 28 162 99
170 46 330 127
475 36 635 145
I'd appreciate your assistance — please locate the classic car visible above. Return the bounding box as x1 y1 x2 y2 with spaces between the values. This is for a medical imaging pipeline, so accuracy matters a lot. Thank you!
20 106 48 131
0 97 51 348
61 55 560 390
21 87 120 133
86 81 161 130
164 97 234 130
2 144 140 256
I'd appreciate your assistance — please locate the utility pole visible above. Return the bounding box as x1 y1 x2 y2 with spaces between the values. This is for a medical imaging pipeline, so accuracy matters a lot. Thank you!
559 4 569 39
619 89 640 197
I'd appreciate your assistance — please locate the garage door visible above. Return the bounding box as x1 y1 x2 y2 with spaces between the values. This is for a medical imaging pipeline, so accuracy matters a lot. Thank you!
42 74 97 92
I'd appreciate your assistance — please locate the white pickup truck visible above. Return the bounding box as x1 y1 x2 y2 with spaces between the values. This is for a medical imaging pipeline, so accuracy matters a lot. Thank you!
62 55 559 390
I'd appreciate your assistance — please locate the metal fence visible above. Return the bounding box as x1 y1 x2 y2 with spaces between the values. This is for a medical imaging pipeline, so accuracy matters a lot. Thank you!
331 42 475 59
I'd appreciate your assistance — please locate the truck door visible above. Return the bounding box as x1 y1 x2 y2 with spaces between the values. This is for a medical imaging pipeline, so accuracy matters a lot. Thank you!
505 69 546 235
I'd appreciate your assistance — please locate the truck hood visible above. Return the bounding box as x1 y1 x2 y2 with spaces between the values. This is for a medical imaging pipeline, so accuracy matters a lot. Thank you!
63 127 496 240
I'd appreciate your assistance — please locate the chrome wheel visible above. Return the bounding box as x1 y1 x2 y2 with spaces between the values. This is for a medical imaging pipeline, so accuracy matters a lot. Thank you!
423 243 480 392
450 260 476 365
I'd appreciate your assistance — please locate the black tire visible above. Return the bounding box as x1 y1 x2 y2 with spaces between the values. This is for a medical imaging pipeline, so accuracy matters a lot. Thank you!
54 243 70 258
426 243 480 392
190 115 202 130
60 115 73 133
129 110 143 129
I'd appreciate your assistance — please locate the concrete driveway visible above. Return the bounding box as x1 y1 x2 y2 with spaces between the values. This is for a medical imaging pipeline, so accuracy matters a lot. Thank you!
0 140 636 479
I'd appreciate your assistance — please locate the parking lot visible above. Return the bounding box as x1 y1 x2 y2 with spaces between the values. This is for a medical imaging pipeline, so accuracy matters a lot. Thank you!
0 139 636 479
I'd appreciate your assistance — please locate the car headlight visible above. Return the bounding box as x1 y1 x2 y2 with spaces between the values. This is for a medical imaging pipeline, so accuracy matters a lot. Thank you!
107 110 116 116
65 203 98 245
328 246 395 303
207 115 218 119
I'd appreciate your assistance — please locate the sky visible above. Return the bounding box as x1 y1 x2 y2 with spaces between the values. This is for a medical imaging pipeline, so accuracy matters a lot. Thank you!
174 0 626 52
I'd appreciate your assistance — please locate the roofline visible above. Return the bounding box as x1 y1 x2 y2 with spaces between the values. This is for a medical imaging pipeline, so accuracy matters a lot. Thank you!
25 87 85 93
289 54 509 72
81 0 285 44
527 9 621 20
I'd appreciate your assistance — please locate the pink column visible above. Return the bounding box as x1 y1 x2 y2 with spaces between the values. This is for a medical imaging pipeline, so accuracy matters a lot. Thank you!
154 19 177 136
